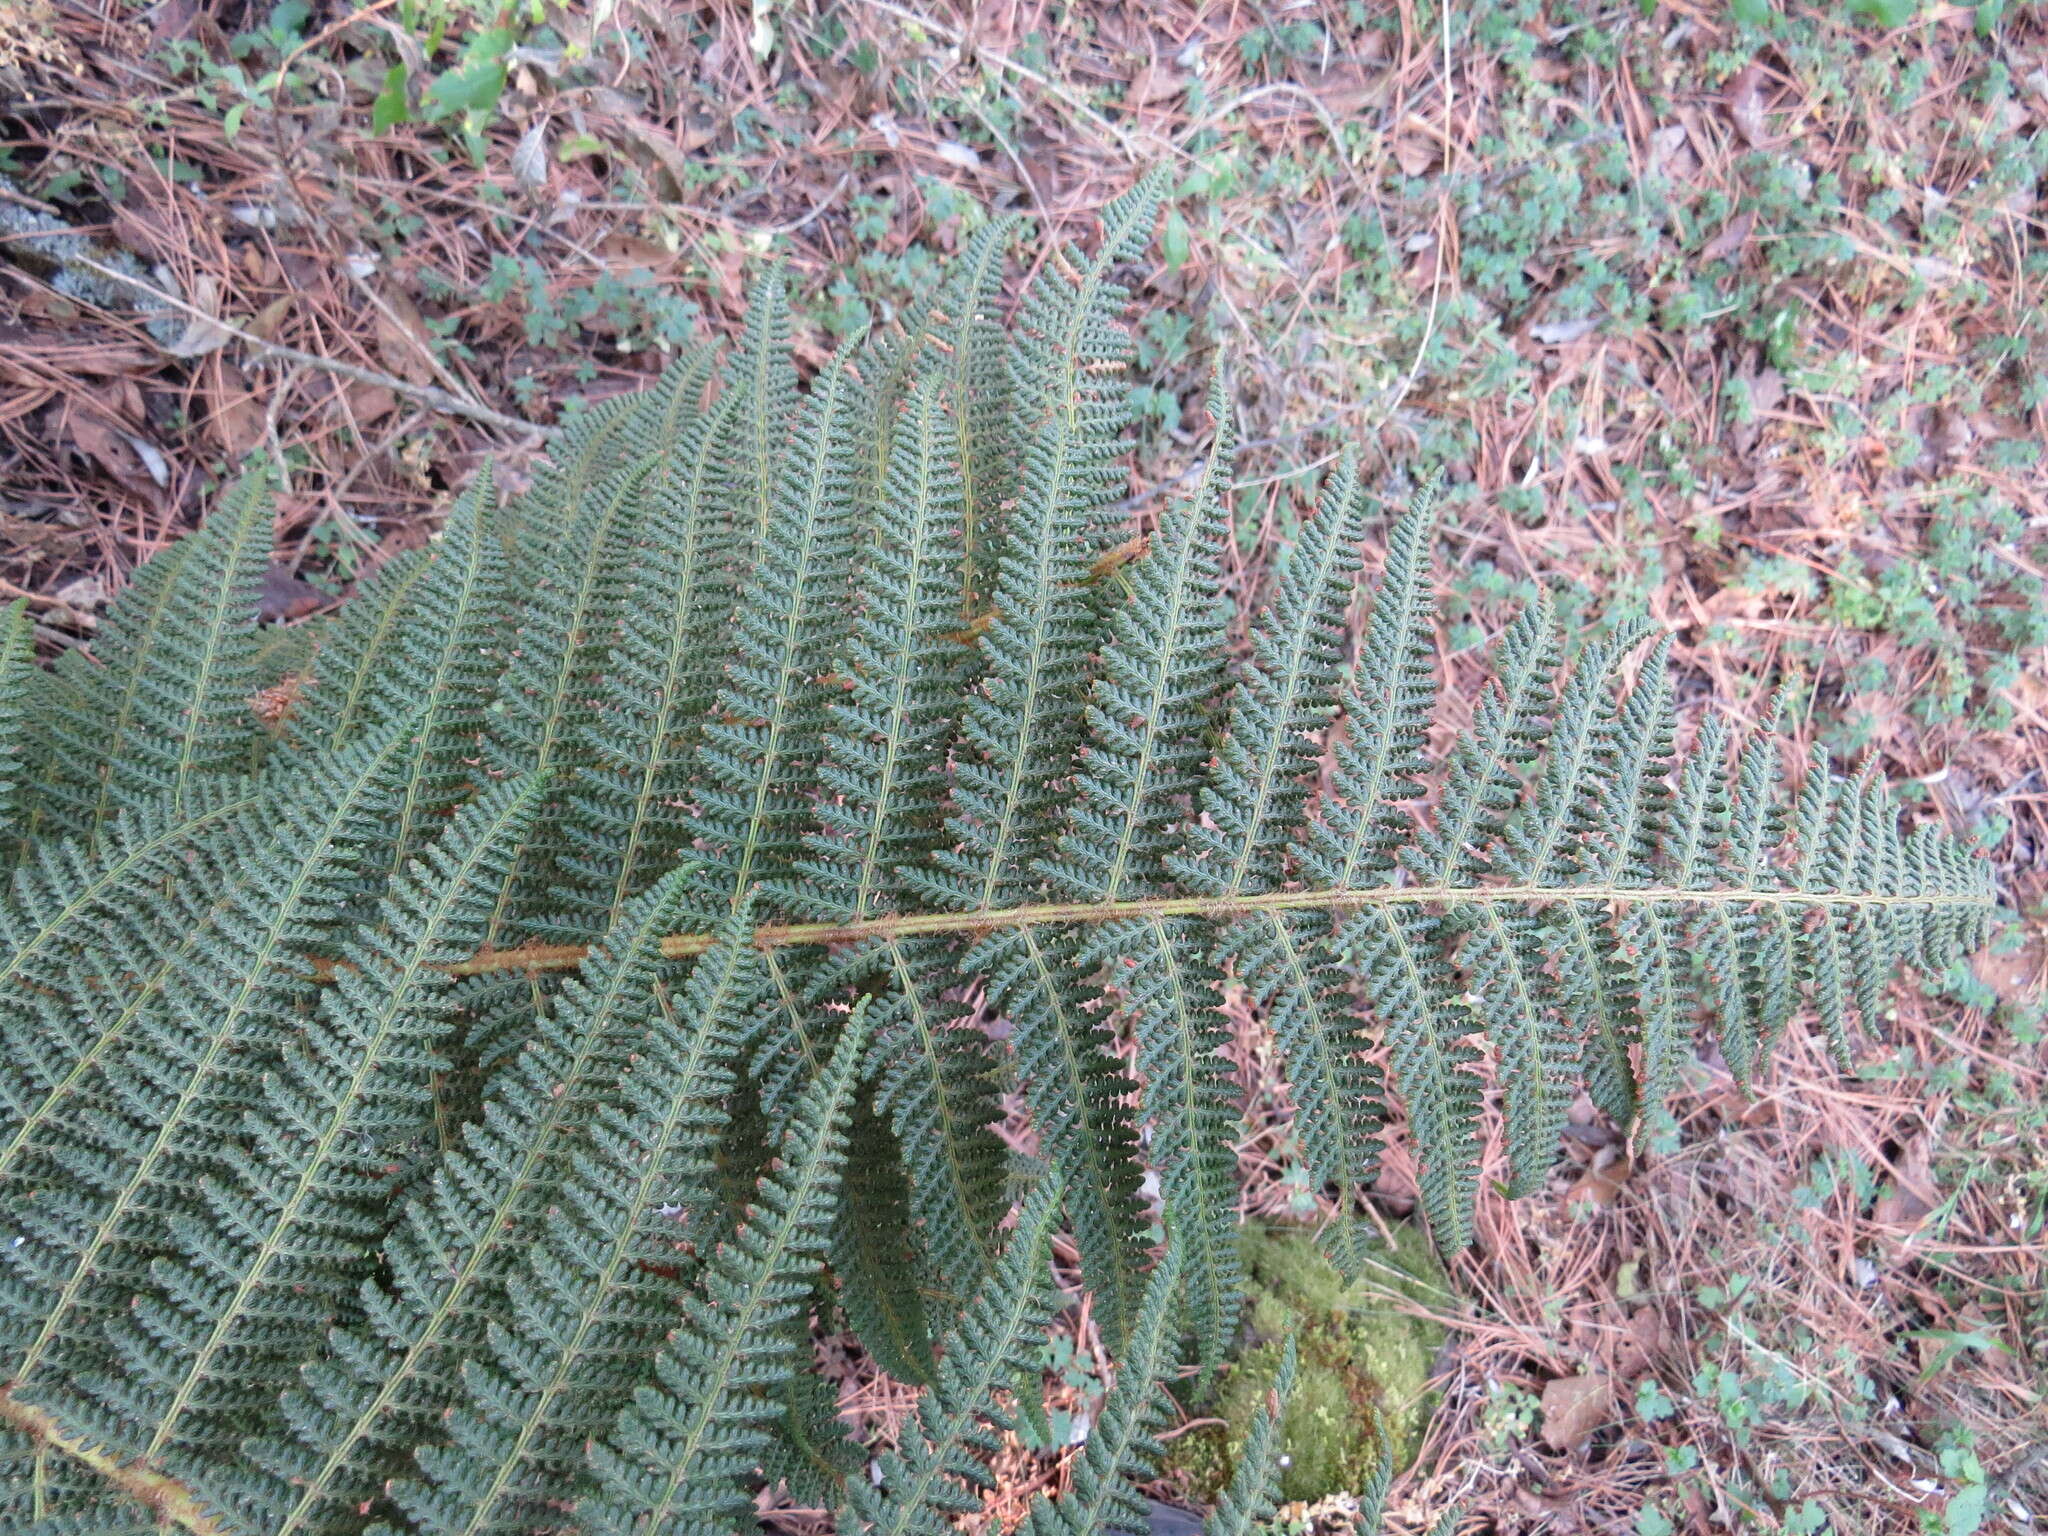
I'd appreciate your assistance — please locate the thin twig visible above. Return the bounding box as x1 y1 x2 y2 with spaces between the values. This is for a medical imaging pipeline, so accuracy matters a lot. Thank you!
64 255 554 440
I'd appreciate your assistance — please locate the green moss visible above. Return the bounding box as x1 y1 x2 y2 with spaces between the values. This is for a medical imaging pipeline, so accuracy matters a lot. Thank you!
1162 1222 1449 1504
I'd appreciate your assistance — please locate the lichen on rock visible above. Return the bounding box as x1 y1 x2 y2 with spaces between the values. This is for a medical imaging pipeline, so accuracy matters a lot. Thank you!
1162 1220 1449 1504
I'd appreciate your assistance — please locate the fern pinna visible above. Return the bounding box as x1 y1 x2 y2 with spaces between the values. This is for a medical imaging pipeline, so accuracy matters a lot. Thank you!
0 173 1993 1536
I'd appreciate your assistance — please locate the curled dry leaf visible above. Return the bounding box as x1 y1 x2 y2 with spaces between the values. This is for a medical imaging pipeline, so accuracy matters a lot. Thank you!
1726 64 1768 147
1539 1370 1613 1453
162 272 234 358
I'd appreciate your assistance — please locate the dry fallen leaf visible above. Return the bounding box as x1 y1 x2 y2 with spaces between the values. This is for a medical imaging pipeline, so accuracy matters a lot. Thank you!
1726 64 1768 147
1539 1371 1612 1453
1566 1150 1632 1209
1529 316 1602 347
372 288 437 388
258 564 327 623
210 361 266 458
1125 61 1185 107
162 272 234 358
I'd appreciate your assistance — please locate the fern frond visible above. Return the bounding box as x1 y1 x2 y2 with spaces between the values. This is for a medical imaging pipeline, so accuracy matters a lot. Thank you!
0 600 33 858
384 892 763 1536
839 1183 1062 1536
1201 1334 1298 1536
683 350 867 923
550 390 742 940
775 379 970 924
38 465 272 843
289 547 435 755
0 725 425 1388
575 999 869 1536
912 172 1162 915
241 877 747 1536
0 201 2000 1531
10 774 544 1485
970 925 1149 1351
1020 1248 1181 1536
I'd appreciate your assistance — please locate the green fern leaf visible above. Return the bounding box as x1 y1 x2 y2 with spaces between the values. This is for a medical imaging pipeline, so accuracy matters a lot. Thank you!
240 876 747 1536
683 350 867 923
1020 1249 1181 1536
382 890 763 1536
839 1182 1062 1536
575 999 869 1536
0 725 427 1389
38 465 272 843
1201 1333 1298 1536
11 774 543 1480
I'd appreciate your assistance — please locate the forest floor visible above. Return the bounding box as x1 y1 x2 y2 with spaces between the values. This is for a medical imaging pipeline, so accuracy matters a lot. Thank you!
2 1 2044 1532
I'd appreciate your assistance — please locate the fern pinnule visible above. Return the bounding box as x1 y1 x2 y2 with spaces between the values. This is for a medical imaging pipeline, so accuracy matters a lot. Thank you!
0 723 429 1388
23 774 544 1484
578 997 870 1536
243 875 743 1536
37 463 272 844
970 923 1150 1352
1200 1334 1298 1536
839 1181 1063 1536
778 377 971 926
726 264 802 553
384 889 761 1536
832 1096 939 1387
375 472 513 884
288 545 434 757
683 348 867 926
0 600 32 857
1020 1248 1182 1536
552 389 742 941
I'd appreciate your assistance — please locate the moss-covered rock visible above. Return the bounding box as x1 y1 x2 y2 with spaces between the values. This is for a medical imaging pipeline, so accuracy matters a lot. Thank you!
1161 1221 1449 1504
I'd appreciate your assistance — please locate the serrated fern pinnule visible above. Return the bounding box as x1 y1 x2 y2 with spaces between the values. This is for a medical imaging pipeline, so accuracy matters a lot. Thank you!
832 1097 938 1387
1020 1248 1181 1536
0 725 426 1390
37 464 271 844
1201 1334 1298 1536
839 1182 1063 1536
9 774 543 1490
240 877 746 1536
776 379 971 925
0 600 32 858
726 266 801 554
0 188 1998 1534
383 891 762 1536
578 999 869 1536
374 473 512 883
912 173 1163 917
683 350 867 925
970 924 1150 1352
551 390 742 941
288 546 434 756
